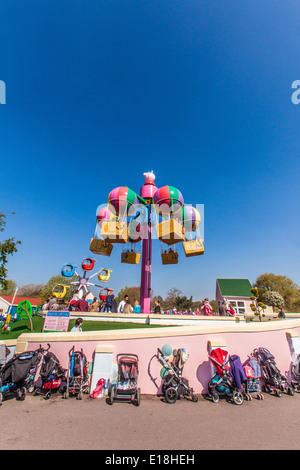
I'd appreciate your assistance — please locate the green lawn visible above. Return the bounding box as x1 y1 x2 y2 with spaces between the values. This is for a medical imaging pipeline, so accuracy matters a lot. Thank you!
0 315 170 340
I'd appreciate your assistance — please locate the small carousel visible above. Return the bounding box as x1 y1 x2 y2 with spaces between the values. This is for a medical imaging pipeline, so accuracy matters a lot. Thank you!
89 171 204 314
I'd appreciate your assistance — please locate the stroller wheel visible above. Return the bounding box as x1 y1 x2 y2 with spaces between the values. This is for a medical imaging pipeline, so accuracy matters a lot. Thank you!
134 388 141 406
44 392 51 400
287 387 294 396
108 386 114 405
165 387 178 404
212 393 219 403
232 390 244 405
192 394 199 403
28 384 35 394
63 390 69 399
77 391 83 400
17 387 26 401
275 389 282 397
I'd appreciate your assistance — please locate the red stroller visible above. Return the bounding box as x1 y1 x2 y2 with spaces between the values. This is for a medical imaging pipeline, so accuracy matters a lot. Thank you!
207 348 244 405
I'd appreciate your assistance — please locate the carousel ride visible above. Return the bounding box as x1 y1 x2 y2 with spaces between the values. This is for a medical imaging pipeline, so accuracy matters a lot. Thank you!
89 171 204 314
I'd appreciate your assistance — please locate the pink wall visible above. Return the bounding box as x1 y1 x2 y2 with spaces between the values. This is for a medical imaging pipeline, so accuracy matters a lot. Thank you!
26 325 300 395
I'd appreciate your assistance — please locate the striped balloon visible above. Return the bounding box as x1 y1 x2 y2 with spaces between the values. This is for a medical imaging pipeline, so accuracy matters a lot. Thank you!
153 186 184 215
107 186 138 216
179 205 201 232
96 206 114 225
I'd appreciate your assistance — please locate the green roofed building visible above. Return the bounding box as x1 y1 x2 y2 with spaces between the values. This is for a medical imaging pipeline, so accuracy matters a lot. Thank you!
216 279 253 315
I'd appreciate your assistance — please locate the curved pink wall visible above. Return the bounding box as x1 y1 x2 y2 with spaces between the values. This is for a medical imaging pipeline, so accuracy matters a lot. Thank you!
25 324 300 395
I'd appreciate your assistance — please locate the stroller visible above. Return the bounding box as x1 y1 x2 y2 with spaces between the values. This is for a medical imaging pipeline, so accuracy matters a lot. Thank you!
34 348 66 400
290 352 300 392
207 348 245 405
252 347 294 397
63 346 89 400
243 355 264 401
156 347 198 404
108 354 141 406
0 344 44 404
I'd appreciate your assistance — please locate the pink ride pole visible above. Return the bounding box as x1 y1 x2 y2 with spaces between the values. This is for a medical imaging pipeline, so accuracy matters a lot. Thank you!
139 172 157 314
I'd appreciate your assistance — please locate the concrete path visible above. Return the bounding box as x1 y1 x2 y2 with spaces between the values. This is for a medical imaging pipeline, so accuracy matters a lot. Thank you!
1 391 299 450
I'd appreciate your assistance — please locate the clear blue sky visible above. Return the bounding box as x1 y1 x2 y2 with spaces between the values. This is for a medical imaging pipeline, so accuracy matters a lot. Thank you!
0 0 299 301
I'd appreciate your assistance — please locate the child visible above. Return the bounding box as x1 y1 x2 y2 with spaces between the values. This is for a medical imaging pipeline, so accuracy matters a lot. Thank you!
133 299 141 313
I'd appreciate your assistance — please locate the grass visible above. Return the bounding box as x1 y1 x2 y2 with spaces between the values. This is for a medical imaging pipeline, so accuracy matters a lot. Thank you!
0 315 171 340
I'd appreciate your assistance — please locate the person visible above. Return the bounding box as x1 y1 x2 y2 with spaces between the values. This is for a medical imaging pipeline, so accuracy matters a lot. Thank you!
48 296 57 310
90 297 100 312
278 307 286 319
42 299 50 311
71 317 83 332
123 299 133 314
50 299 60 310
133 299 141 313
118 295 129 313
219 301 227 316
201 298 212 316
105 290 114 312
154 298 161 314
111 294 117 313
228 304 235 316
71 294 89 312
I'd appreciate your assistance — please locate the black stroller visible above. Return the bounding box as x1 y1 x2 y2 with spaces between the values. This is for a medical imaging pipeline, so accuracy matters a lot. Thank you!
63 346 89 400
34 347 66 400
291 352 300 392
0 345 44 404
156 347 198 404
252 347 294 397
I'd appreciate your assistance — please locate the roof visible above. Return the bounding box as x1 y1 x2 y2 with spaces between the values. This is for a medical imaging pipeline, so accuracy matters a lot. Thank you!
0 295 42 306
216 279 252 298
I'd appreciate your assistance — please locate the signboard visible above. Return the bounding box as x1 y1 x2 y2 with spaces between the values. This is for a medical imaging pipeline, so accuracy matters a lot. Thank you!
43 311 71 333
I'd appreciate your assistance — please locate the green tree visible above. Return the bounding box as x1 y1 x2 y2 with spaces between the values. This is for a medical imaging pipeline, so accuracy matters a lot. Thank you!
254 273 299 311
40 274 78 302
250 288 267 322
262 290 284 312
0 279 17 295
0 213 21 290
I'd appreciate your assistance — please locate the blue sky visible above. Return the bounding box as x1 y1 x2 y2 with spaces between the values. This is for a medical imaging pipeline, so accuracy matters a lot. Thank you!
0 0 299 301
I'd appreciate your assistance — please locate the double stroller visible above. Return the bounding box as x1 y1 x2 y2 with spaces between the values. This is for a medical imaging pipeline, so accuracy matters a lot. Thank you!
108 354 141 406
156 347 198 404
252 347 294 397
63 346 89 400
34 347 67 400
0 344 45 404
207 348 245 405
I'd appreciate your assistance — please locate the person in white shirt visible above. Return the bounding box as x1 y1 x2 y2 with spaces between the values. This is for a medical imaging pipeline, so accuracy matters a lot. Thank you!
118 295 129 313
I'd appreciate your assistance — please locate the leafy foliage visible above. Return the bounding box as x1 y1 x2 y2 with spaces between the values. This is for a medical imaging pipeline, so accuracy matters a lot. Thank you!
0 213 21 289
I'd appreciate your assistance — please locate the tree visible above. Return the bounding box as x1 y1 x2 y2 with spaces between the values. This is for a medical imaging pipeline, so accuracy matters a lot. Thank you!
115 286 142 306
0 213 21 290
40 275 78 302
262 291 284 312
254 273 299 311
18 283 44 298
250 288 267 322
0 279 17 295
163 288 182 311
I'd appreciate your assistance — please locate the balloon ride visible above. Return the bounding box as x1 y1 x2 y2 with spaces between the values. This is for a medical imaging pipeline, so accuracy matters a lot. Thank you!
89 171 204 314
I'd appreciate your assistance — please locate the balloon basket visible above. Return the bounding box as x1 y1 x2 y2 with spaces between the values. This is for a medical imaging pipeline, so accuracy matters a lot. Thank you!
161 251 179 265
183 238 204 257
156 219 185 245
89 238 114 256
121 251 141 265
101 221 129 244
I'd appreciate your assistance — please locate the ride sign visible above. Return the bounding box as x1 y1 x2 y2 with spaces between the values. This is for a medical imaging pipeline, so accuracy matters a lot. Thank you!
43 311 71 333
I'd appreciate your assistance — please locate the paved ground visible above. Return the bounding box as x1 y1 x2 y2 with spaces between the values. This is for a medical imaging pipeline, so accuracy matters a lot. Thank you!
1 390 299 451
